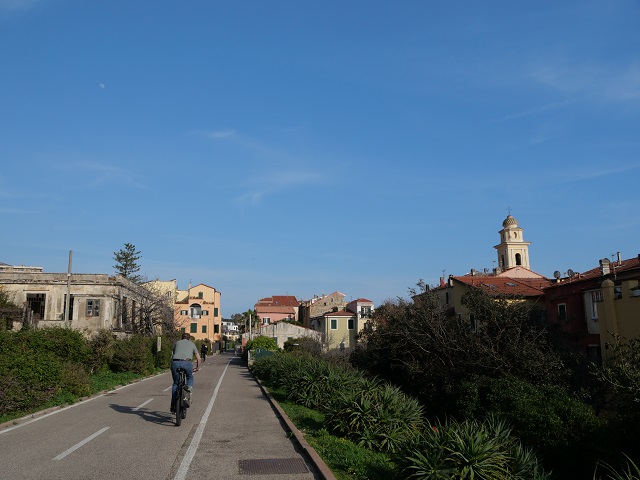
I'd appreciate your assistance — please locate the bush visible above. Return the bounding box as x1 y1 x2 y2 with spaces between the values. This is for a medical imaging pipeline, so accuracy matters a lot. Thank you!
24 326 90 364
454 375 603 478
245 335 279 352
109 335 154 374
283 336 323 356
60 362 92 397
325 381 424 453
86 329 115 373
0 345 62 415
403 416 550 479
153 335 174 368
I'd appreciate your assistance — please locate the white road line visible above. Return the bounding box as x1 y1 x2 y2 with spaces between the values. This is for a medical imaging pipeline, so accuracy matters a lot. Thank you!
173 359 232 480
53 427 110 461
0 372 168 435
164 386 172 392
133 399 153 411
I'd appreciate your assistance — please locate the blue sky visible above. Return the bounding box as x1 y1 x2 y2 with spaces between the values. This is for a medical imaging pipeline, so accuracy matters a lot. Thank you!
1 0 639 316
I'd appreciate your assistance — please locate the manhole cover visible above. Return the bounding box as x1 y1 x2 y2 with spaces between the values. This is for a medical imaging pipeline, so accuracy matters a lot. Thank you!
238 457 309 475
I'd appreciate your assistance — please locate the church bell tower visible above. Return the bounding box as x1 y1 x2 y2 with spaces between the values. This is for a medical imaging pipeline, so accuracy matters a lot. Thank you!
494 213 531 272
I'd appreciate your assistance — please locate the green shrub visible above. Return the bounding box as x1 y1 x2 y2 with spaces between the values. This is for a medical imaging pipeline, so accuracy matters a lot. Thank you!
153 335 174 368
24 326 90 364
86 329 115 373
284 358 361 411
109 335 154 374
403 416 550 479
246 335 279 352
60 362 92 397
283 336 323 356
325 381 424 454
456 376 602 450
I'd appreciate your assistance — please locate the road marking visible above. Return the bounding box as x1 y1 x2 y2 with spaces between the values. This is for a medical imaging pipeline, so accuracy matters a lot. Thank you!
173 359 232 480
53 427 110 460
133 399 153 411
0 373 167 435
164 386 172 392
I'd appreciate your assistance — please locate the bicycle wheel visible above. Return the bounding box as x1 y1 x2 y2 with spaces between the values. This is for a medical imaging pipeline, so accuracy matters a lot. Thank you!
175 384 183 426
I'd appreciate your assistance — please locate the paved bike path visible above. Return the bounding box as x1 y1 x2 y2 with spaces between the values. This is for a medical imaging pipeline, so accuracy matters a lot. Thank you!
170 353 335 480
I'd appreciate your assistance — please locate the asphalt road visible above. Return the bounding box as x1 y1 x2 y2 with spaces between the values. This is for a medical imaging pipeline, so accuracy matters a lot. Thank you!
0 353 319 480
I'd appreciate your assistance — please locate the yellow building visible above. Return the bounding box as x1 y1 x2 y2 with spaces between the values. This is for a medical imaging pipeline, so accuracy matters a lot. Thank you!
174 283 222 343
598 257 640 352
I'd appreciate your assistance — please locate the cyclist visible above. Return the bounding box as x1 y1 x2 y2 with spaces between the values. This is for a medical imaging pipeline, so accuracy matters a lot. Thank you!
170 333 201 413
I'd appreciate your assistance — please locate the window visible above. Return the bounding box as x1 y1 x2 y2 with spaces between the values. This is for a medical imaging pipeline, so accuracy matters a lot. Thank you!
190 323 197 333
202 310 209 316
86 299 101 317
202 325 207 333
558 304 567 321
330 319 337 330
348 318 354 330
445 292 450 305
198 292 203 299
214 324 219 334
589 292 600 320
615 286 623 299
190 304 202 318
515 253 522 266
180 310 188 316
26 293 46 319
262 317 271 325
214 308 219 317
180 327 186 334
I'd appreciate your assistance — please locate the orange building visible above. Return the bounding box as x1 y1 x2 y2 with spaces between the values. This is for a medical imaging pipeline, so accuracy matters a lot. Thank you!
174 283 222 343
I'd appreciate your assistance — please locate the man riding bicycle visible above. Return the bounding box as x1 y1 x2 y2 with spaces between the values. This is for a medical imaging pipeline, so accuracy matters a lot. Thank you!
170 333 201 413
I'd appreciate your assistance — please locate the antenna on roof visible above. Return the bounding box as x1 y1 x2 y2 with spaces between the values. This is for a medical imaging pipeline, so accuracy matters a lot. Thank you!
553 271 561 279
567 269 575 277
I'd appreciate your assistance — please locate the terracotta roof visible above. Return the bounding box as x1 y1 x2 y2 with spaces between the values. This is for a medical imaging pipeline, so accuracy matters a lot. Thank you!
545 255 640 289
452 275 552 297
352 298 373 303
256 295 299 307
323 309 356 318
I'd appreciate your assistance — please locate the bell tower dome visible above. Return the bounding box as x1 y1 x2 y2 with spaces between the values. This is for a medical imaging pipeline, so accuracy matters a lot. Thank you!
494 213 531 272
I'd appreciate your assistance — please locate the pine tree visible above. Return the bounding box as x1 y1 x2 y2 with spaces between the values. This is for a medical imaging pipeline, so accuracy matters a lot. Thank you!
113 243 143 283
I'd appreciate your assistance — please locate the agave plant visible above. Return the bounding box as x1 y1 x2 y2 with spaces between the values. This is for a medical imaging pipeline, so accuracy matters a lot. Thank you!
404 417 551 479
595 455 640 480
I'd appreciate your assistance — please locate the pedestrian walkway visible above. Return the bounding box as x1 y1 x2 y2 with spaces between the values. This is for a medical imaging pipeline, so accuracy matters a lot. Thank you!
172 353 335 480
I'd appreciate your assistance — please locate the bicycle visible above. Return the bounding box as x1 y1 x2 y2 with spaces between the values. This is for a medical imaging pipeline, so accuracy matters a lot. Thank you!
173 367 191 426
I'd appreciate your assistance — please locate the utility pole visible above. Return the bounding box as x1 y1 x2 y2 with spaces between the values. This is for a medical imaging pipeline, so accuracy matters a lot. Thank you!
64 250 72 326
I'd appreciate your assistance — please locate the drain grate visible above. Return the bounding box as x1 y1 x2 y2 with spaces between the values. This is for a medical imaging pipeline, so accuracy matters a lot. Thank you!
238 457 309 475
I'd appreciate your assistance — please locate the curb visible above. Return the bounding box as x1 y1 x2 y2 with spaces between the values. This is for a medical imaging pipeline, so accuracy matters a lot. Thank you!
252 373 337 480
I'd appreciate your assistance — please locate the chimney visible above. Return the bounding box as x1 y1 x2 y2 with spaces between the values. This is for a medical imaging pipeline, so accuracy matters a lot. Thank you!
600 258 610 275
617 252 622 265
439 277 445 287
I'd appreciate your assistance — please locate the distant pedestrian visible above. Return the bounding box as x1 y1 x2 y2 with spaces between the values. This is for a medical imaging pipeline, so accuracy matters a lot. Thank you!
201 343 208 362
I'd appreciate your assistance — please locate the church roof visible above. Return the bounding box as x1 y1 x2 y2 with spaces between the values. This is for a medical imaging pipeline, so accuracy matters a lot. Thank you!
502 214 518 228
451 275 552 297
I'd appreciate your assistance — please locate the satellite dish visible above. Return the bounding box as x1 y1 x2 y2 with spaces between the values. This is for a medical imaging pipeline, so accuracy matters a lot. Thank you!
567 269 575 277
553 270 561 279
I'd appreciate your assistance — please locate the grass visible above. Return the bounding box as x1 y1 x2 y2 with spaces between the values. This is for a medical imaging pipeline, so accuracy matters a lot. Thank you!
268 387 399 480
0 369 156 425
